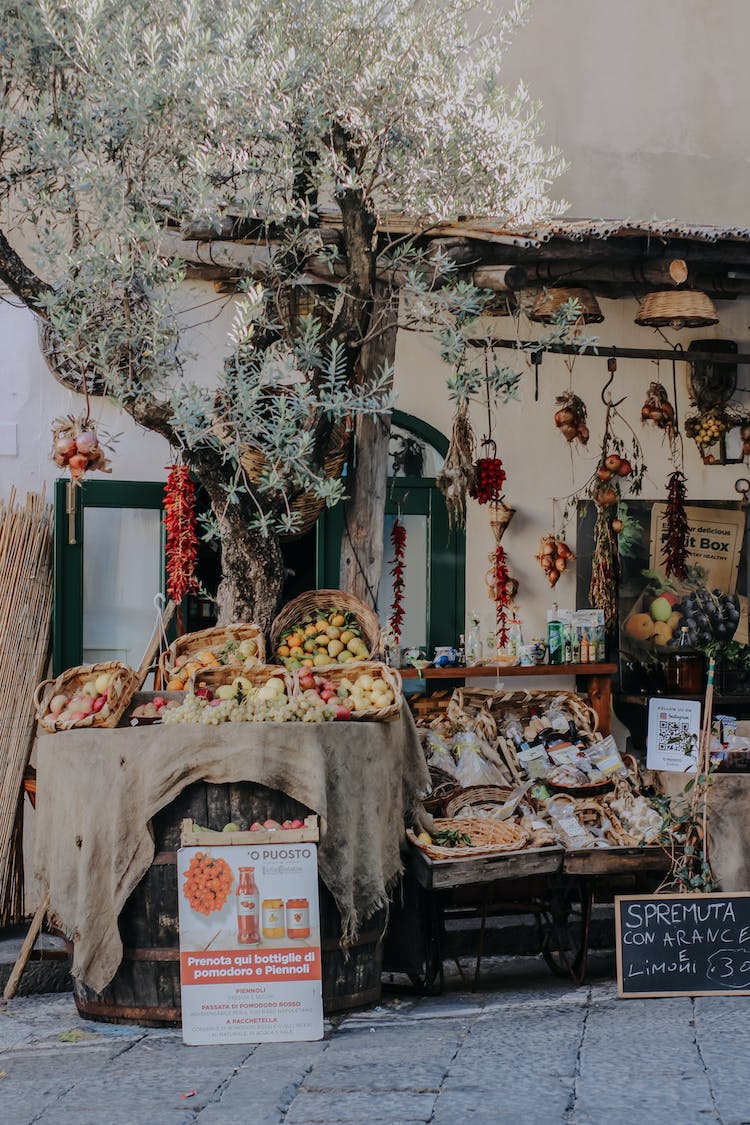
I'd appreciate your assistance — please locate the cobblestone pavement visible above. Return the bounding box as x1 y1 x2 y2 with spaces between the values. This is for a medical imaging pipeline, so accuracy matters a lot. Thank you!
1 955 749 1124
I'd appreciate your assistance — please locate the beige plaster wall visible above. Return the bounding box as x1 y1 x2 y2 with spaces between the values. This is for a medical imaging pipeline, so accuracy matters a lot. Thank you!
499 0 750 225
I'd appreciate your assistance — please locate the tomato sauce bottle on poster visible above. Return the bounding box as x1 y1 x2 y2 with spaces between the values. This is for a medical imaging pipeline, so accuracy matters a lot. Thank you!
236 866 260 944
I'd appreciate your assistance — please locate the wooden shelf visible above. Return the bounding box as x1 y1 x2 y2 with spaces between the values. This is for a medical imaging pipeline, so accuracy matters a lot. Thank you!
399 663 617 680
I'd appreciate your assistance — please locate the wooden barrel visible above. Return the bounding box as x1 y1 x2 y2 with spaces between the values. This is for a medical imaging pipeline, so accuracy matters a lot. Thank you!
72 780 384 1026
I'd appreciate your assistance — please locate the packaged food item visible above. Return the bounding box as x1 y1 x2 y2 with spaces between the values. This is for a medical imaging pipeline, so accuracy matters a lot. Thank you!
547 797 596 849
286 898 311 939
587 734 627 777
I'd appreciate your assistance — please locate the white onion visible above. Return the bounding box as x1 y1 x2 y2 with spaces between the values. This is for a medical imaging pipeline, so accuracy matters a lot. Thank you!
75 430 99 454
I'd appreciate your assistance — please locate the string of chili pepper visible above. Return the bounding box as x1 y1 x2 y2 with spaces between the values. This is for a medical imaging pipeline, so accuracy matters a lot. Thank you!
494 544 511 648
164 463 199 605
389 517 407 645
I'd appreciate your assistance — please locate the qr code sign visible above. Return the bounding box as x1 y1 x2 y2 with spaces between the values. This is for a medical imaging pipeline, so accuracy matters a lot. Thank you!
657 712 694 757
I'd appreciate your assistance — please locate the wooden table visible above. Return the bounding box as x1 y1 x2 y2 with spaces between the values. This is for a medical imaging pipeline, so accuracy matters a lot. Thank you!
397 841 670 990
400 663 618 735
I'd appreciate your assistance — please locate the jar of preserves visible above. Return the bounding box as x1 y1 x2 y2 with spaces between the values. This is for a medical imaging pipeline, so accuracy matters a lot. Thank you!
286 898 311 939
262 898 285 940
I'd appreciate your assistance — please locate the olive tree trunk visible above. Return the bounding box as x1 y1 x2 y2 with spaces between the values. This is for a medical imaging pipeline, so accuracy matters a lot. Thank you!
339 289 398 608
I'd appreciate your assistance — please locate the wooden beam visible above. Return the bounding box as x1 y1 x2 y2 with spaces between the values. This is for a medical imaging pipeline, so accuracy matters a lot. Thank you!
529 259 688 287
471 337 750 365
471 265 528 291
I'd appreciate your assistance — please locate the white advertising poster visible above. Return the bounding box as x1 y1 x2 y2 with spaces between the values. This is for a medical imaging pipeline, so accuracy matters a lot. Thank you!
177 842 323 1045
646 697 702 773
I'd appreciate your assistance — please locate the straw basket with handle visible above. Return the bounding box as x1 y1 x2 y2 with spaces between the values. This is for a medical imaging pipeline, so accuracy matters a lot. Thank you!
294 661 402 722
407 816 529 860
34 661 139 732
270 589 380 664
188 663 294 699
157 622 265 690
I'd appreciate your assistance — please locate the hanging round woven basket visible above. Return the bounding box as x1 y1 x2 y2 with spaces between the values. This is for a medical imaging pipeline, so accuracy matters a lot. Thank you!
529 287 603 324
635 289 718 329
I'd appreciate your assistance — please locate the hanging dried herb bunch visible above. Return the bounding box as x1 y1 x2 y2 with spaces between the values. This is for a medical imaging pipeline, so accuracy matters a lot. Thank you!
589 504 621 631
389 517 407 645
662 470 690 581
164 463 199 604
437 401 476 528
553 391 589 446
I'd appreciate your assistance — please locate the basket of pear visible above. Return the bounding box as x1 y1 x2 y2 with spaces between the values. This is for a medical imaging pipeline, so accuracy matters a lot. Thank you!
158 623 265 691
271 590 378 671
34 661 139 732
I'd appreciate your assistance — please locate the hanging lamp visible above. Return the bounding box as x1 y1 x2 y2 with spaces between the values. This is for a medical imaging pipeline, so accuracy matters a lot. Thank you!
635 290 718 329
529 287 603 324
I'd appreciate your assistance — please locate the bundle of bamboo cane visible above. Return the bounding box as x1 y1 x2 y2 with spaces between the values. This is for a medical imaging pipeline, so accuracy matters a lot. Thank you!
0 488 53 925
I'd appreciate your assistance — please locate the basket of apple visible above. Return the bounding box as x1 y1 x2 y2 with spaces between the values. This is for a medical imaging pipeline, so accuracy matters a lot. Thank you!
34 661 139 732
165 666 335 725
296 662 402 722
158 623 265 691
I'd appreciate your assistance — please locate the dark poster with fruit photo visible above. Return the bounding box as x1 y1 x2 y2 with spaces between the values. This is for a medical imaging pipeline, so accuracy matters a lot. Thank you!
576 500 749 696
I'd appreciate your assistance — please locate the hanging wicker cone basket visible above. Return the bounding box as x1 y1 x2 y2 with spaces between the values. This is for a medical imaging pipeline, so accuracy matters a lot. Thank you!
489 497 516 543
635 290 719 329
240 421 350 541
529 287 603 324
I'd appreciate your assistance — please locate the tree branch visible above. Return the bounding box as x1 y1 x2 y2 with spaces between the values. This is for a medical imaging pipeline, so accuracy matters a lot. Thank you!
0 230 52 308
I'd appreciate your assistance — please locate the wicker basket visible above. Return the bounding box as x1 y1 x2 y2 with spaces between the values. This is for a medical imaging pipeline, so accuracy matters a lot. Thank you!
34 661 139 732
451 688 599 735
157 623 265 689
270 589 380 659
241 424 350 542
573 798 636 847
407 816 529 859
529 287 603 325
444 784 517 819
635 289 718 329
423 769 461 816
188 663 294 698
294 660 402 721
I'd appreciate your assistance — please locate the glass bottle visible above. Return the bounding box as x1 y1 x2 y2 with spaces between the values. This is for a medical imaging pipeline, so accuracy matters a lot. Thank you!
466 614 482 665
664 627 706 695
547 603 564 666
236 866 260 945
508 615 524 662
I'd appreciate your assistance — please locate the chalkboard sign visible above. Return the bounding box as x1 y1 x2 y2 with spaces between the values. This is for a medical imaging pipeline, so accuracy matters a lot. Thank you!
616 893 750 998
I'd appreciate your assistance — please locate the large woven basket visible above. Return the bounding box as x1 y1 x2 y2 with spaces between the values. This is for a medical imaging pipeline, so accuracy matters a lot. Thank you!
407 817 529 860
451 688 599 736
294 661 402 721
34 661 139 732
270 589 380 658
635 289 718 329
240 423 350 542
157 623 265 689
188 663 294 698
444 784 517 819
529 287 603 325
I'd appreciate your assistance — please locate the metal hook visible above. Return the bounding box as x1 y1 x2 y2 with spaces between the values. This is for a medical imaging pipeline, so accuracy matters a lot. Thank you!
601 349 627 407
531 350 542 402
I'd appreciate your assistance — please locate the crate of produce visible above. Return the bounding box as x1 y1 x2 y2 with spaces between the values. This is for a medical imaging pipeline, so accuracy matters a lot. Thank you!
34 661 139 732
294 661 403 721
270 589 379 671
157 622 265 690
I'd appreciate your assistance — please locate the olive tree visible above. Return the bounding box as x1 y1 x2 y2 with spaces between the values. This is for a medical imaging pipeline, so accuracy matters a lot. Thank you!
0 0 564 625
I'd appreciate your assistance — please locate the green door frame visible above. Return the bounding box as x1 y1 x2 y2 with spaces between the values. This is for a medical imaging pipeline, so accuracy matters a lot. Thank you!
53 478 166 674
316 411 465 650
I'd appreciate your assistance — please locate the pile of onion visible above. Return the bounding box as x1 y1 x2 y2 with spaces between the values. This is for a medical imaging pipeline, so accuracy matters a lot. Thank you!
536 535 575 587
641 382 675 432
51 422 111 481
554 392 589 445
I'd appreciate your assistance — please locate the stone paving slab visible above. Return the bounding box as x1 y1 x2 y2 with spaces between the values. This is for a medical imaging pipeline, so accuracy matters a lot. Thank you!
2 959 750 1124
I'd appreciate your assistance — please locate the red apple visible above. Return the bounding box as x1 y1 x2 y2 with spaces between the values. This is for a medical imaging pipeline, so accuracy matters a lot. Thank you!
91 695 107 713
291 818 304 829
335 705 352 720
617 459 632 476
281 820 294 829
604 454 622 472
263 819 281 830
153 696 165 708
250 822 262 832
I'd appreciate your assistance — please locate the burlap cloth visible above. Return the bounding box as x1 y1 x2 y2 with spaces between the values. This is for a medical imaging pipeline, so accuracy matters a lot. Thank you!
34 704 429 994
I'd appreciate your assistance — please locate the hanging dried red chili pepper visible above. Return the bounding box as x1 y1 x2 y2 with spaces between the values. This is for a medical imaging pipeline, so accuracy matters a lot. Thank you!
164 463 199 604
662 470 690 581
493 544 511 648
389 517 407 645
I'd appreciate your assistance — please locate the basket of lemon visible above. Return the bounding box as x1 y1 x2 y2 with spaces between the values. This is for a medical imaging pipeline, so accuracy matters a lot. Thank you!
270 590 379 672
157 623 265 691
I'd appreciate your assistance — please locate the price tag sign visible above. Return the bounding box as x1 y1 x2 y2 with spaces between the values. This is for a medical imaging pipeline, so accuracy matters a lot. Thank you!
177 841 323 1045
646 697 701 773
